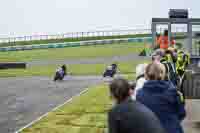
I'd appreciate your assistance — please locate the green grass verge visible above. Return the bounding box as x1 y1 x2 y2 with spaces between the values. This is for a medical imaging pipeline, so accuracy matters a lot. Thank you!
21 74 136 133
0 42 144 62
21 84 111 133
0 34 150 47
0 60 149 77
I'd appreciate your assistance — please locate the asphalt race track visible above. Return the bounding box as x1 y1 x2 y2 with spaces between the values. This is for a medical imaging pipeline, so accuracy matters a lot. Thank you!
0 76 102 133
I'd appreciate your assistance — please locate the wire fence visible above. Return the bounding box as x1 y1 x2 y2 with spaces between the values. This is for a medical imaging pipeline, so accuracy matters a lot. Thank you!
0 29 151 44
1 26 200 45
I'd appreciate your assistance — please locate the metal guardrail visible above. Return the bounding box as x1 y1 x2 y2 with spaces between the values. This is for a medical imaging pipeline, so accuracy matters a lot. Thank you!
0 37 152 52
0 62 26 69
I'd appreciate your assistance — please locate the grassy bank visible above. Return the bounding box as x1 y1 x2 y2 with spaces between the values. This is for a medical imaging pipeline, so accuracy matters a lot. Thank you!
0 34 150 47
0 42 145 62
21 84 111 133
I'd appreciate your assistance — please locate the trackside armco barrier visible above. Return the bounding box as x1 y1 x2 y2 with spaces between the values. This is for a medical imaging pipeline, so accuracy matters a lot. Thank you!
0 37 152 52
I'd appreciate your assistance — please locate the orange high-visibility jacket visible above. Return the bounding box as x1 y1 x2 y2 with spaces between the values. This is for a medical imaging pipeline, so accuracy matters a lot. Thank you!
157 36 175 49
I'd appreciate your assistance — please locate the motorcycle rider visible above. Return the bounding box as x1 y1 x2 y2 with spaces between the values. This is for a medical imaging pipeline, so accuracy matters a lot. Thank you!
54 64 67 81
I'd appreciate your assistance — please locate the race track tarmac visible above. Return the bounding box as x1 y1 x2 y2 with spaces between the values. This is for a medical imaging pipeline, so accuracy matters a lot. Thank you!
0 76 102 133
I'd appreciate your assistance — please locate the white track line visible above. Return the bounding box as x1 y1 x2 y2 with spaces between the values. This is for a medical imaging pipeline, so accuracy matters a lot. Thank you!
15 87 90 133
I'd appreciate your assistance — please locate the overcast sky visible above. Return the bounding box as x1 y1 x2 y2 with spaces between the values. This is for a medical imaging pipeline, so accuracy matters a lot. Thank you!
0 0 199 37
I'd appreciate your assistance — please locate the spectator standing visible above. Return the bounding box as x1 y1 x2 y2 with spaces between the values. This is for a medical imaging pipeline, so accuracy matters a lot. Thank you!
108 78 166 133
137 63 186 133
132 64 147 100
157 30 175 49
161 49 178 86
152 49 165 64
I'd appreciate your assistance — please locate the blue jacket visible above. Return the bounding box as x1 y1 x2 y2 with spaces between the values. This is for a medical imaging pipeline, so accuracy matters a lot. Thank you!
136 80 186 133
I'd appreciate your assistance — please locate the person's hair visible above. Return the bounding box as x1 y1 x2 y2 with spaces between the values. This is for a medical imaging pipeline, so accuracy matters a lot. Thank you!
109 78 131 103
165 49 172 55
165 49 174 60
145 63 165 80
152 49 166 60
164 30 168 36
129 82 136 91
156 33 160 37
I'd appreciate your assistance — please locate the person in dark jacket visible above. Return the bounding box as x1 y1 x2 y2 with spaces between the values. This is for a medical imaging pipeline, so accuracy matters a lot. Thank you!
137 63 186 133
108 78 166 133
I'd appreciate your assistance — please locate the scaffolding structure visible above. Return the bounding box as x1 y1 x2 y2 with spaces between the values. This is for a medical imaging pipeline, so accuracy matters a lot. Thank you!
151 9 200 64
